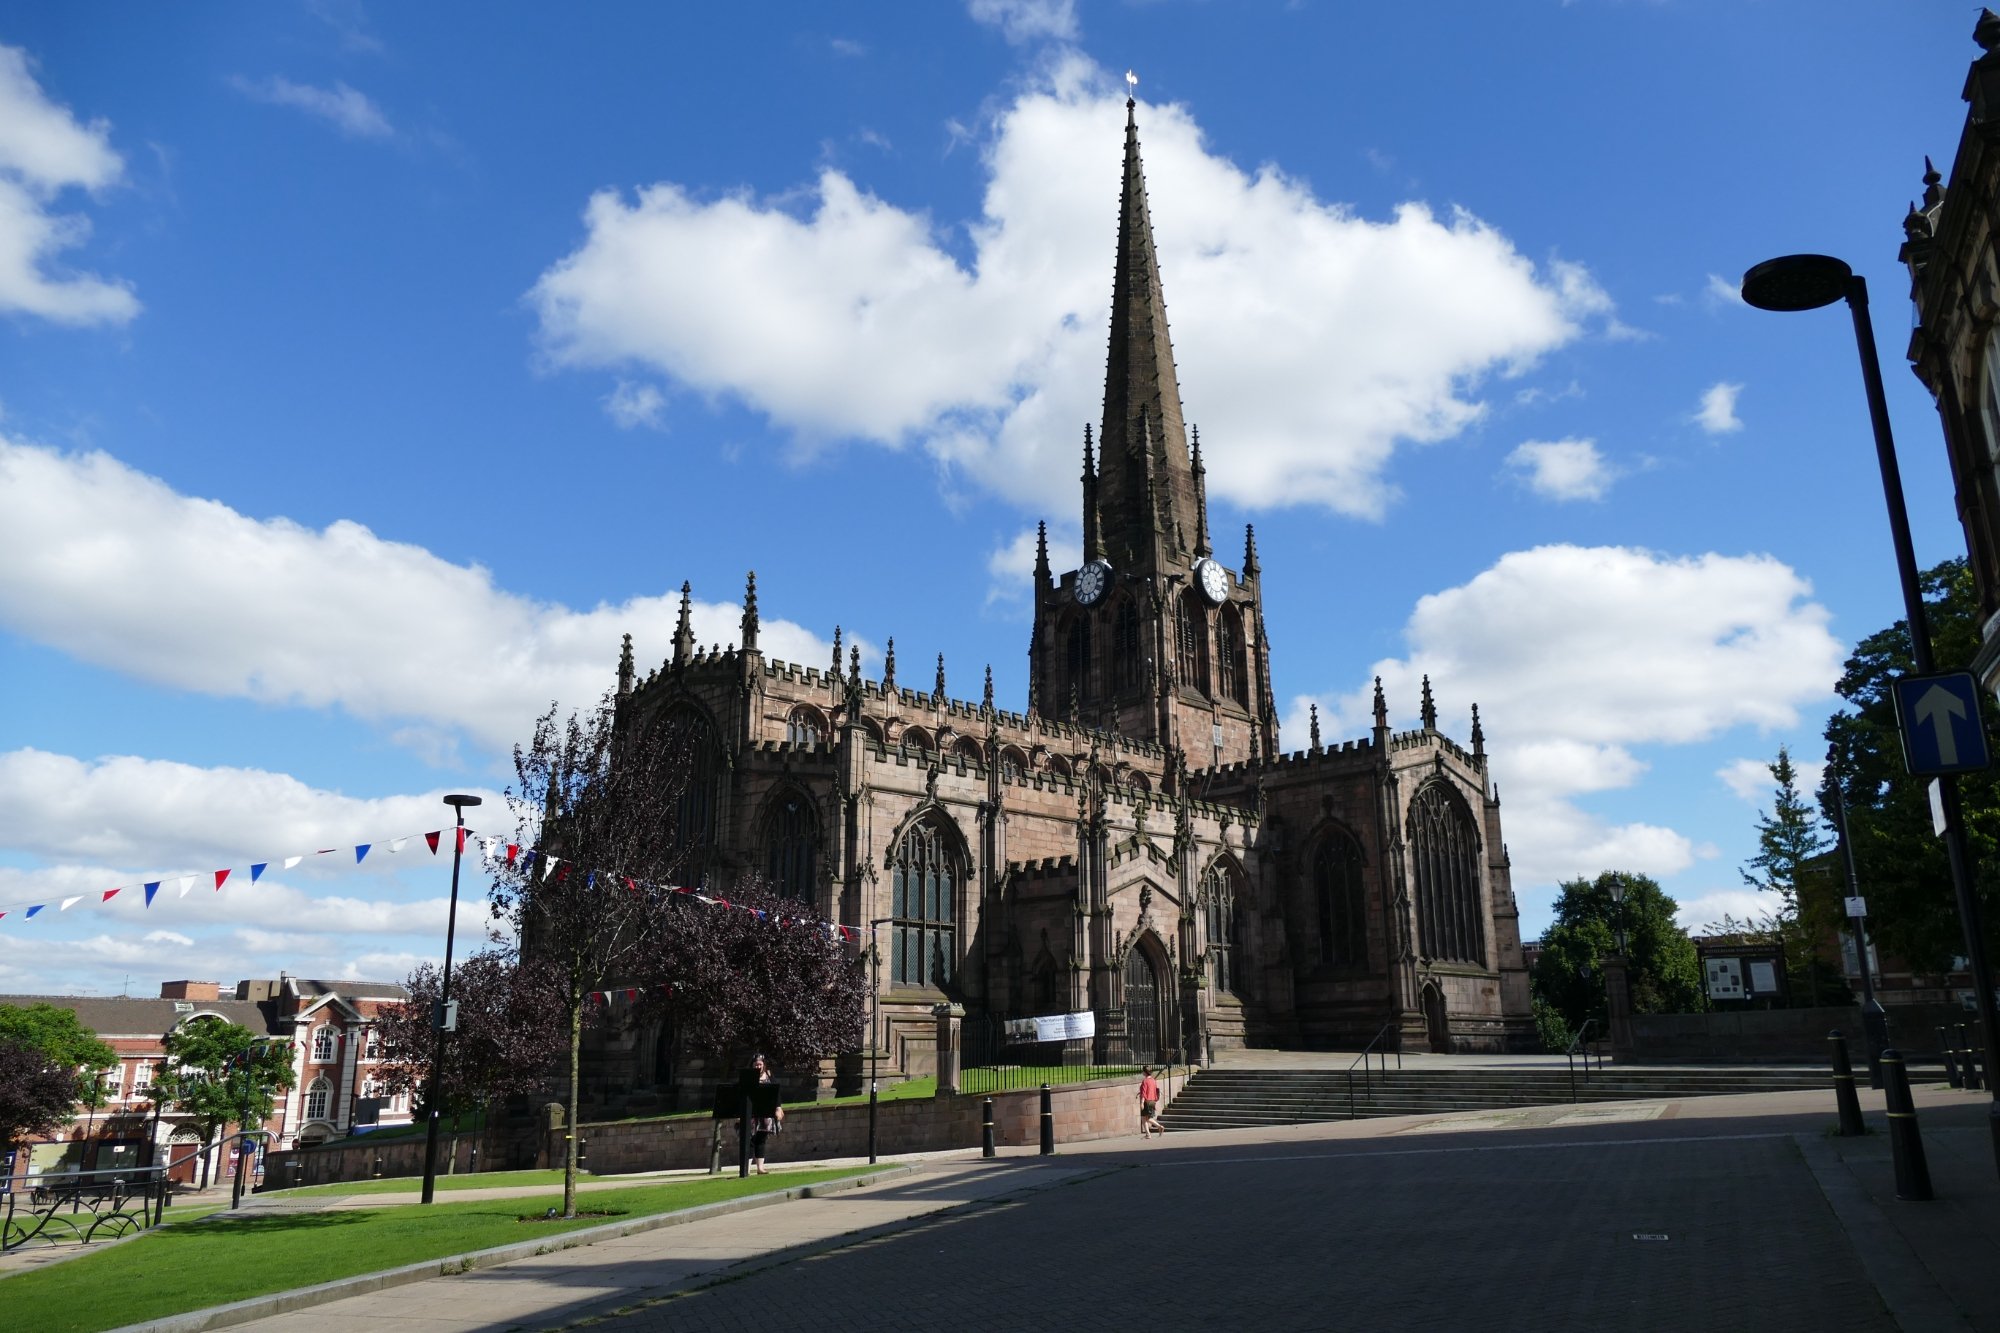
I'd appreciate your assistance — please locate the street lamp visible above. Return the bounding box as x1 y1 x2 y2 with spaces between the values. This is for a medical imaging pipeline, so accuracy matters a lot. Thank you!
1601 878 1633 1057
867 917 892 1164
420 793 481 1205
1828 781 1889 1088
1743 254 2000 1174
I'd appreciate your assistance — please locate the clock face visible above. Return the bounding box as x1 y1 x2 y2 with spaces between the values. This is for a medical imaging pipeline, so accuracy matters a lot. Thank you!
1195 558 1230 605
1075 559 1111 606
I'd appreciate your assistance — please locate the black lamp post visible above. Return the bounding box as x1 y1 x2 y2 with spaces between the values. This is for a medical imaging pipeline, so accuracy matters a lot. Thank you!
420 793 481 1205
1829 781 1889 1088
1743 254 2000 1174
867 916 892 1164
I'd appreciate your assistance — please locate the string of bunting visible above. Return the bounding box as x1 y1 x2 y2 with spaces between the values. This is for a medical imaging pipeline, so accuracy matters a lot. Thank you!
0 825 869 945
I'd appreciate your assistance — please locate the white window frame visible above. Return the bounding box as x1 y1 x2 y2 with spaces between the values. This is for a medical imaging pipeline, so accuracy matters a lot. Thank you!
310 1026 335 1063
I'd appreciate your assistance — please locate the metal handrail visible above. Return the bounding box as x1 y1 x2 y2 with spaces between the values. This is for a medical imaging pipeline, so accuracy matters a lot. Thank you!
1565 1020 1601 1103
1346 1020 1404 1118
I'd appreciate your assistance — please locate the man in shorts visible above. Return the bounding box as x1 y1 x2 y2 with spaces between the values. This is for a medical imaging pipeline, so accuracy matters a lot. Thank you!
1138 1066 1164 1137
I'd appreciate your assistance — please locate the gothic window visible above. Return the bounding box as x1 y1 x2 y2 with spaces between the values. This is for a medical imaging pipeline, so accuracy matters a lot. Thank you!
665 706 717 856
902 725 934 754
1046 754 1073 779
1128 771 1150 793
786 705 828 747
954 736 983 765
890 818 959 989
1113 598 1143 691
1202 862 1244 998
861 718 885 746
1314 830 1368 968
1176 590 1210 695
305 1076 331 1121
1065 615 1095 703
999 746 1028 782
310 1026 334 1063
764 791 818 902
1409 782 1485 965
1980 325 2000 505
1219 605 1248 707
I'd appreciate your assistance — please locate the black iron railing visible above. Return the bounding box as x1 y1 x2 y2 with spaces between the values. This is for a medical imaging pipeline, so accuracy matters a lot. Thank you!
1565 1020 1602 1103
958 1016 1142 1094
1346 1020 1403 1118
2 1166 169 1252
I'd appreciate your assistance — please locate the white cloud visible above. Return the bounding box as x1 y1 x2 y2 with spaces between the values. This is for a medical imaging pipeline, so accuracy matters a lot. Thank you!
1718 754 1825 807
0 439 841 759
968 0 1079 44
0 44 138 326
1704 273 1746 308
1695 381 1743 435
1675 888 1787 934
527 67 1605 521
1506 437 1612 501
1290 544 1843 891
605 379 666 429
984 524 1080 608
229 75 394 139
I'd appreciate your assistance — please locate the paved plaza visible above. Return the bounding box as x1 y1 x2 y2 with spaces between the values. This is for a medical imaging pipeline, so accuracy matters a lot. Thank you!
188 1083 2000 1333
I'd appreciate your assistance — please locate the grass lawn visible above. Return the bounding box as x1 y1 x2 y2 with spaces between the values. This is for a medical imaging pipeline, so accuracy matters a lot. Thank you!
3 1166 877 1333
279 1167 597 1197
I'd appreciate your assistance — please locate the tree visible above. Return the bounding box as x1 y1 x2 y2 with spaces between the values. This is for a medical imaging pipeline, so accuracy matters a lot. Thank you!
151 1018 293 1189
0 1037 84 1154
374 947 567 1168
1531 872 1704 1034
1825 558 2000 969
490 695 706 1218
0 1003 117 1158
1734 747 1847 1006
635 872 866 1088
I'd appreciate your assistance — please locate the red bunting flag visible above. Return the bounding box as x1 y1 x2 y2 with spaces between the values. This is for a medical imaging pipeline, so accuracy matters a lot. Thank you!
424 831 441 854
102 888 120 902
214 869 230 890
506 843 520 864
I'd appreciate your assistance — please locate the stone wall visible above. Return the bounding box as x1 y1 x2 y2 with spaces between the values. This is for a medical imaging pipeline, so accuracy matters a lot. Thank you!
1630 1004 1980 1063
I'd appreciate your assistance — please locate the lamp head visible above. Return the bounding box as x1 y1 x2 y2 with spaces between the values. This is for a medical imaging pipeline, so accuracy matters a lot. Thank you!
443 794 482 810
1608 877 1625 905
1741 254 1853 312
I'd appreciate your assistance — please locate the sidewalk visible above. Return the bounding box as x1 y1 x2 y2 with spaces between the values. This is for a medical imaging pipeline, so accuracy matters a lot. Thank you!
123 1081 2000 1333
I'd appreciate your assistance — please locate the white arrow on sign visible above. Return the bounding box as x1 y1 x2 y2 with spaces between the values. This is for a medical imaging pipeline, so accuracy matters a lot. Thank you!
1914 684 1970 766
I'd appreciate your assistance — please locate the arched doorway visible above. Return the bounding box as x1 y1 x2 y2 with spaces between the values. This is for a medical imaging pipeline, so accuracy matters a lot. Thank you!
1124 947 1162 1064
1421 983 1450 1054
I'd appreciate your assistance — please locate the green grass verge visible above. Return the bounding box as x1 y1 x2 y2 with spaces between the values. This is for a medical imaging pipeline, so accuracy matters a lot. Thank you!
2 1166 877 1333
278 1167 599 1197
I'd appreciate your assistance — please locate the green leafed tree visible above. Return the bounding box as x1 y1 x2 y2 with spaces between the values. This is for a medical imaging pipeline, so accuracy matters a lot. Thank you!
1725 747 1848 1006
0 1003 117 1150
0 1002 116 1080
1531 871 1704 1036
1825 558 2000 969
150 1017 294 1189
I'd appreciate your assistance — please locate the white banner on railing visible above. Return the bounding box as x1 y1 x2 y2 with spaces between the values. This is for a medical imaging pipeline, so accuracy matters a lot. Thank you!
1004 1010 1097 1043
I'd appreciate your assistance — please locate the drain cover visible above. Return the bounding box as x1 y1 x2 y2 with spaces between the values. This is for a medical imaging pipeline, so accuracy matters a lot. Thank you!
1632 1233 1670 1242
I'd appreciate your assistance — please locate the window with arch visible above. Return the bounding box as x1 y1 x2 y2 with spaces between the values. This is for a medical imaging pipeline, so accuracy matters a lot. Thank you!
860 717 885 746
765 791 818 902
1065 615 1095 703
664 706 717 856
1409 782 1485 965
786 705 828 747
954 736 983 765
310 1026 335 1063
1314 829 1368 968
1176 590 1209 694
304 1076 331 1121
1218 605 1248 707
1202 861 1244 997
902 725 934 754
1128 771 1150 793
999 746 1028 782
1113 598 1143 692
1046 754 1073 779
890 817 959 989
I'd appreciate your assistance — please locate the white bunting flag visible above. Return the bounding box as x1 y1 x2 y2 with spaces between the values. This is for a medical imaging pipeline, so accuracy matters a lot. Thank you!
178 876 195 898
284 855 303 870
60 896 82 911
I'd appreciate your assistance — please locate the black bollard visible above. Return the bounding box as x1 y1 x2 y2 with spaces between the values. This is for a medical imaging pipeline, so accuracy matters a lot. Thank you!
577 1137 588 1173
1881 1050 1933 1202
981 1096 996 1159
1038 1083 1055 1156
1939 1027 1962 1089
867 1079 879 1165
1958 1023 1984 1091
1829 1031 1866 1137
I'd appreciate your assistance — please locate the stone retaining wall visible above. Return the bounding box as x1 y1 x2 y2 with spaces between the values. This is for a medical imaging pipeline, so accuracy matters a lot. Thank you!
1631 1004 1980 1062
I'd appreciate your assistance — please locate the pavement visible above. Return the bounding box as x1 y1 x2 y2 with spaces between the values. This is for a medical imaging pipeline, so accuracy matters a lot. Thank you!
67 1077 1997 1333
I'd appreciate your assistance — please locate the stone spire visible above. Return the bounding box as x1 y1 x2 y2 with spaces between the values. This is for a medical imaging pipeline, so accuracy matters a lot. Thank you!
1470 703 1485 762
934 652 947 702
1242 524 1259 581
1034 520 1052 589
1094 96 1199 572
1308 703 1321 754
616 633 635 698
1081 425 1102 561
1420 675 1437 730
1923 155 1944 209
849 642 861 682
983 664 995 712
1190 425 1210 557
1371 675 1388 744
672 581 695 666
883 637 896 691
740 571 759 653
832 625 843 676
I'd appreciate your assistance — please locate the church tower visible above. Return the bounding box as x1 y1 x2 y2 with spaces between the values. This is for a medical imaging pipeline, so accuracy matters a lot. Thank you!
1029 97 1280 770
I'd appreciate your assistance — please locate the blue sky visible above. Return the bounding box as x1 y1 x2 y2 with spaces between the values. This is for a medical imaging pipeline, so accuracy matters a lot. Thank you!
0 1 1980 996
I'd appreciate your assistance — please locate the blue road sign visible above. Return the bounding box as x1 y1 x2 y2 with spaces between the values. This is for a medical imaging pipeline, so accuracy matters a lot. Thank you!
1890 670 1991 776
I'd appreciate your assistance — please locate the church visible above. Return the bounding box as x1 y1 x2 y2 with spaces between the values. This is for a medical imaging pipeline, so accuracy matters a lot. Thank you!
606 98 1535 1086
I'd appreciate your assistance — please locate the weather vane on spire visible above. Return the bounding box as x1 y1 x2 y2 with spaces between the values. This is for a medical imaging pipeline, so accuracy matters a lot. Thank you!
1125 69 1138 101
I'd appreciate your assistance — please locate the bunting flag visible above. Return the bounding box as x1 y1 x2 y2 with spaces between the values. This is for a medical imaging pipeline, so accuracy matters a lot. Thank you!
425 831 441 855
390 837 408 854
540 855 558 882
102 888 120 903
505 843 520 865
214 869 230 891
144 883 160 907
354 844 371 864
283 855 303 870
456 828 467 854
250 863 267 882
25 905 42 918
60 896 82 911
178 876 194 898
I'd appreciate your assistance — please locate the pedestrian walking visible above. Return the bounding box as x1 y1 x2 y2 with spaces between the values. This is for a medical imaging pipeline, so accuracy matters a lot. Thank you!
1138 1065 1164 1137
748 1053 784 1174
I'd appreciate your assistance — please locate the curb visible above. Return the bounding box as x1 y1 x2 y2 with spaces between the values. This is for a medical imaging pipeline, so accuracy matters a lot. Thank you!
106 1165 915 1333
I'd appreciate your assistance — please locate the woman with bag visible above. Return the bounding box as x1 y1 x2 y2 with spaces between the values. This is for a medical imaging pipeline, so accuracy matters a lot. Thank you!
748 1053 784 1174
